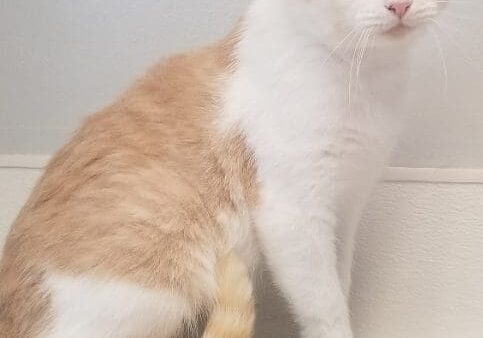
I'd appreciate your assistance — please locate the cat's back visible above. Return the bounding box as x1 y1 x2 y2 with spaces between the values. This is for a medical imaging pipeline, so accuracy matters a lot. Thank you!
0 34 245 321
6 43 227 242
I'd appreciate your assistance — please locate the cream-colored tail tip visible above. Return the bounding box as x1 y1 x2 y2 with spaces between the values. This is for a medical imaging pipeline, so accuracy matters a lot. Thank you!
202 253 255 338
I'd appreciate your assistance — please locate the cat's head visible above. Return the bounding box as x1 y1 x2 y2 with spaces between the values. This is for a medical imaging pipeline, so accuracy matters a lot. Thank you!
283 0 448 46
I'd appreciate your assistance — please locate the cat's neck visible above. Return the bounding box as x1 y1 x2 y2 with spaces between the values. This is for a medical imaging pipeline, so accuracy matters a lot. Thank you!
221 1 413 138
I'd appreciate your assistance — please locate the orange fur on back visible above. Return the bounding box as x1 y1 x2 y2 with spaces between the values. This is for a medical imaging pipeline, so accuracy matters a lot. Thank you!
0 29 256 338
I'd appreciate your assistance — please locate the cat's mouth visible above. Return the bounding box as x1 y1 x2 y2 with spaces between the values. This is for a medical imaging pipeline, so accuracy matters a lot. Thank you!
383 23 412 37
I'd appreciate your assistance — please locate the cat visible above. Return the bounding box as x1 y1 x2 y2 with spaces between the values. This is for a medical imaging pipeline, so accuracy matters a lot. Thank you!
0 0 448 337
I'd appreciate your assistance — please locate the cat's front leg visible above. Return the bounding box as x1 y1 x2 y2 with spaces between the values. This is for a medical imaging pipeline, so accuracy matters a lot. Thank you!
256 185 353 338
336 198 367 297
336 166 386 296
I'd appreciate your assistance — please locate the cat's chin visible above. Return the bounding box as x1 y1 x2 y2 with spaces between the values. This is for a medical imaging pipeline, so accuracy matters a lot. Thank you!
384 24 411 38
376 24 421 46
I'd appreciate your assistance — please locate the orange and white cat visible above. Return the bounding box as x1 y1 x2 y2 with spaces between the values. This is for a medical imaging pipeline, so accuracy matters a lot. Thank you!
0 1 448 337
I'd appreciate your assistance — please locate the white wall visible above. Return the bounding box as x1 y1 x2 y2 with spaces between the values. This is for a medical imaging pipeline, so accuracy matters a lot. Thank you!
0 0 249 154
1 1 483 167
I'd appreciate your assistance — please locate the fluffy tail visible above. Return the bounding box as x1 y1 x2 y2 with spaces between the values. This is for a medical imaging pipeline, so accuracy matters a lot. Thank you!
202 253 255 338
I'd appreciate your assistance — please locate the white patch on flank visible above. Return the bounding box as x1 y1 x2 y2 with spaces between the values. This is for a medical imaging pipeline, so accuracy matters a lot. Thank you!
42 273 190 338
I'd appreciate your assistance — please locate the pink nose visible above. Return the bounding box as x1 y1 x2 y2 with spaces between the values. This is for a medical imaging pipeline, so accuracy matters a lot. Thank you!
386 1 413 19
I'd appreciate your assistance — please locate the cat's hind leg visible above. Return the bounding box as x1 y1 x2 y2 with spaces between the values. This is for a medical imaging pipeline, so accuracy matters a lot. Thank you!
1 252 255 338
42 273 193 338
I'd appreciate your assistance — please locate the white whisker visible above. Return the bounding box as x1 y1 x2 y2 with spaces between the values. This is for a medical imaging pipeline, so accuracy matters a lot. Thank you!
427 18 483 73
369 28 377 55
349 30 366 110
436 0 481 4
428 26 449 92
356 29 373 90
322 30 356 66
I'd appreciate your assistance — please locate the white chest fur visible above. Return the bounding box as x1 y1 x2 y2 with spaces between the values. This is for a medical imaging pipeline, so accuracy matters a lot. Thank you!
219 1 411 338
222 4 406 207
